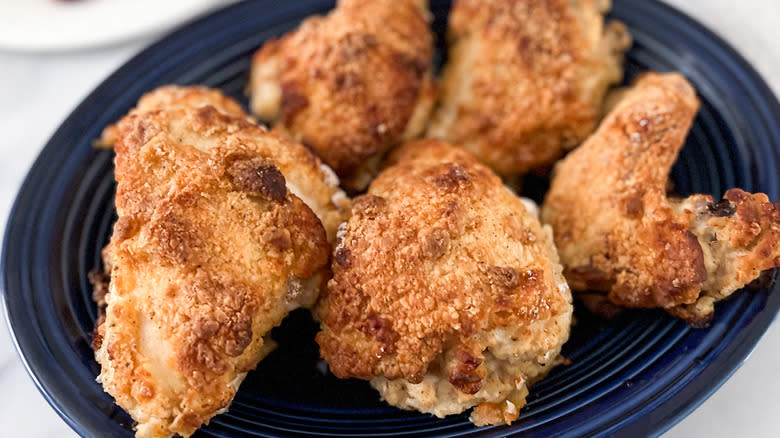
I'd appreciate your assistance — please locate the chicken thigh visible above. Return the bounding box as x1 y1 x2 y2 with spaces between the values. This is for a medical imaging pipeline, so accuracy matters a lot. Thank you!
317 139 572 425
249 0 436 190
428 0 630 175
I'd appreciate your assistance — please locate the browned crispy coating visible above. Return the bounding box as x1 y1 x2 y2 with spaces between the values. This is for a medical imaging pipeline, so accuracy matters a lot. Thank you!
249 0 436 190
427 0 631 175
96 85 251 149
94 105 342 438
317 139 572 425
541 72 780 324
97 85 349 241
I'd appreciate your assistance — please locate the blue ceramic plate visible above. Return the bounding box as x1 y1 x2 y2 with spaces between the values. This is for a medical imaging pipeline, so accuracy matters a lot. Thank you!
2 1 779 437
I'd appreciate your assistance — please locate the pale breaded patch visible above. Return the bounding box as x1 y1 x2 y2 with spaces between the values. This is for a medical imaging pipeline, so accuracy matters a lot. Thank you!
428 0 631 175
541 72 780 324
317 139 572 425
668 190 780 324
249 0 435 190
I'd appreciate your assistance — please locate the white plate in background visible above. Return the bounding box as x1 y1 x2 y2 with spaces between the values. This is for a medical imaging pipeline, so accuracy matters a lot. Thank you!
0 0 235 52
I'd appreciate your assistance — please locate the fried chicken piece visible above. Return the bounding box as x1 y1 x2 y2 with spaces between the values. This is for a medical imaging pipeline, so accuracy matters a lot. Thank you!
317 139 572 425
427 0 631 175
249 0 436 190
541 72 780 325
96 85 251 149
94 105 341 438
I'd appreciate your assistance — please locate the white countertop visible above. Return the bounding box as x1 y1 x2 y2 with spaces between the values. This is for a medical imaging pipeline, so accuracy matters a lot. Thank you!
0 1 778 437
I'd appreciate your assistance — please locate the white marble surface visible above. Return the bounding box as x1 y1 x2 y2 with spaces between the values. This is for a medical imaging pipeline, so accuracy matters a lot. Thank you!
0 1 778 437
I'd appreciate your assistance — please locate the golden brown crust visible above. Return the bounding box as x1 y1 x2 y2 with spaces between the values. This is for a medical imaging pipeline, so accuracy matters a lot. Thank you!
541 72 780 322
95 105 336 438
427 0 630 175
317 139 572 424
98 86 349 242
96 85 251 149
249 0 435 190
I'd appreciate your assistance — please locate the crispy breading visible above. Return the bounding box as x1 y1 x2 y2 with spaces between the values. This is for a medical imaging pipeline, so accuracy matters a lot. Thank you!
97 85 349 241
541 72 780 324
427 0 631 175
317 139 572 425
96 85 251 149
94 105 340 438
249 0 435 190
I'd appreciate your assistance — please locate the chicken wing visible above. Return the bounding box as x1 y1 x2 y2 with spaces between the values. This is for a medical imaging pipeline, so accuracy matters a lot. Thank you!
427 0 631 175
249 0 436 190
317 139 572 425
541 72 780 325
94 103 346 437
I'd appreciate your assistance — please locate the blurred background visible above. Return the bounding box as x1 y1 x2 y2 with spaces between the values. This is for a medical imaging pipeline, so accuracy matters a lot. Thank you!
0 0 777 436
